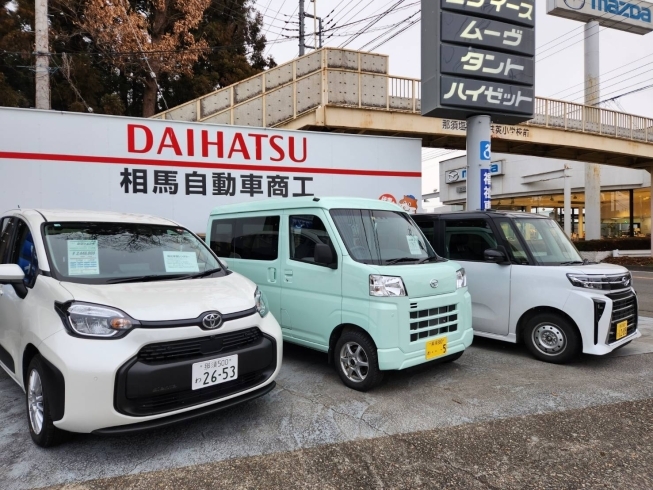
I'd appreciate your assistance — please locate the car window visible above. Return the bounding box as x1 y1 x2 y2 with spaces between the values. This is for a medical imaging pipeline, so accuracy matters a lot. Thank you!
0 217 15 264
497 220 529 264
210 216 280 261
444 219 497 262
413 217 435 248
289 214 336 266
9 219 38 287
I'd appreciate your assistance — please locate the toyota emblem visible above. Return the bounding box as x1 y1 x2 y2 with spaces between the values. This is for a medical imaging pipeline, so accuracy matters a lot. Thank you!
430 279 439 288
201 312 223 330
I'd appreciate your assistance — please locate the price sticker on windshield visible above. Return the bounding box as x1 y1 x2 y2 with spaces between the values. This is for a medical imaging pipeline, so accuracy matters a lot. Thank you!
67 240 99 275
406 235 423 255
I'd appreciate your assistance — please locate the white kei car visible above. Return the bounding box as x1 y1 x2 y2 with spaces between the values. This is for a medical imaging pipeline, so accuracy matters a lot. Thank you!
0 209 282 447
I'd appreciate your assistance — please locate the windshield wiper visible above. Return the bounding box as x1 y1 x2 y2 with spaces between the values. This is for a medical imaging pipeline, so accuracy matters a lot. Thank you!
416 256 441 264
559 261 585 266
178 268 222 280
106 274 186 284
384 257 422 265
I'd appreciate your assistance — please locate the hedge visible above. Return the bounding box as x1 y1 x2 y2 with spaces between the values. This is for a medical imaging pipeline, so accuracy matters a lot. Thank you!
573 237 650 251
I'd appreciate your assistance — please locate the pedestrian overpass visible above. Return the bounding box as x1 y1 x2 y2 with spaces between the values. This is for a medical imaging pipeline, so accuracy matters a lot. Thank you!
153 48 653 169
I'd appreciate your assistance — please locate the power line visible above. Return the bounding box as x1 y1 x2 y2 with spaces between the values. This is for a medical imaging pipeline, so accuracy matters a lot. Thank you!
368 17 419 51
339 0 407 48
357 9 420 51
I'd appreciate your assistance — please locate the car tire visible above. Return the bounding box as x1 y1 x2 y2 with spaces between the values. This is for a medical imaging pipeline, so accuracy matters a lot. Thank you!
26 356 65 448
524 313 580 364
334 329 384 392
440 351 464 363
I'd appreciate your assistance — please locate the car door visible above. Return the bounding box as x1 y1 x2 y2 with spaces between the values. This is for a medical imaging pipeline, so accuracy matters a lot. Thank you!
280 210 342 348
0 218 39 374
442 217 511 336
0 216 17 372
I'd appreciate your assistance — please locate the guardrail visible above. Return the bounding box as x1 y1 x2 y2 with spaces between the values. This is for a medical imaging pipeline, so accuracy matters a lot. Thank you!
154 47 653 143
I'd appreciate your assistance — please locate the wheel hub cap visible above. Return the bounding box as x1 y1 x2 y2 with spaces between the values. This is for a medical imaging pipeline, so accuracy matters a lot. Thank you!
532 324 566 356
28 369 44 435
339 342 369 383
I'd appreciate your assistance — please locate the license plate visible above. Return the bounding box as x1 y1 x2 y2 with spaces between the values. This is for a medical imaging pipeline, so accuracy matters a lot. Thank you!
192 355 238 390
616 320 628 340
426 337 447 360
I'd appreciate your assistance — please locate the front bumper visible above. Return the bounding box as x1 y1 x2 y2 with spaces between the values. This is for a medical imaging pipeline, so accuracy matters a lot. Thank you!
376 289 474 370
39 312 282 433
563 287 641 355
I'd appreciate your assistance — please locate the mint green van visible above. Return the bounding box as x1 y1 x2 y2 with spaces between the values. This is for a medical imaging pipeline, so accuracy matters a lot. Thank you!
207 197 473 391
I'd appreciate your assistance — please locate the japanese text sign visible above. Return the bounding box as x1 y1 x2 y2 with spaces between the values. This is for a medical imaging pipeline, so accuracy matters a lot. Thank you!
421 0 536 124
480 168 492 210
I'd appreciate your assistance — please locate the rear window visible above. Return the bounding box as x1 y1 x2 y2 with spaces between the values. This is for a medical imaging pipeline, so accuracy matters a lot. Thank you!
210 216 280 261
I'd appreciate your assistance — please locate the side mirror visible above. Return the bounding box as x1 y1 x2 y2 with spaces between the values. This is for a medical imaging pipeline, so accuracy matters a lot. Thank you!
0 264 25 284
484 248 507 264
314 243 336 268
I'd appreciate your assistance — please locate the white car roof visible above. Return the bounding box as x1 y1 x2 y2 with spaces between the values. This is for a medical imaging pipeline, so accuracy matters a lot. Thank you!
3 209 179 226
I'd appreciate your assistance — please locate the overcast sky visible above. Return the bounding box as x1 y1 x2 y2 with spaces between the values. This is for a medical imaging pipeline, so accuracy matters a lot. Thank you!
257 0 653 202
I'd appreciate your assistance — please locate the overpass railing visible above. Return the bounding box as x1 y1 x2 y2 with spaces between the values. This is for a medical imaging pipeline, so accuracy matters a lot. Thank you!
154 48 653 143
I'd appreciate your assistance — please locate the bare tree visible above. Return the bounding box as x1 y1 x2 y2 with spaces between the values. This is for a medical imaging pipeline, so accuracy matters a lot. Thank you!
72 0 211 117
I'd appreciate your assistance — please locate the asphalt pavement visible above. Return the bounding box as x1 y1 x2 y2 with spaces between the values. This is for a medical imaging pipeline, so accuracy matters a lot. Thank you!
1 274 652 489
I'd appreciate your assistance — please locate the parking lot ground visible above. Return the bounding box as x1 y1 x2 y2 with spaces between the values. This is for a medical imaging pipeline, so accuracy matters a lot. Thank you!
45 397 653 490
3 325 653 489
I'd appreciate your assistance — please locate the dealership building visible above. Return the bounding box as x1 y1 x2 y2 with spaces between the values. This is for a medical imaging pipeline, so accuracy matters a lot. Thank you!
429 154 651 239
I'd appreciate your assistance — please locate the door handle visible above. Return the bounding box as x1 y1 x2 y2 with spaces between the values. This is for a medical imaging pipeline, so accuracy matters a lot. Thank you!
268 267 276 283
284 270 293 283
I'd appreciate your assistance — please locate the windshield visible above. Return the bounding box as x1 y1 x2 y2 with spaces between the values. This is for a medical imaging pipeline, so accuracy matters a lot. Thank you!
512 218 583 265
43 222 223 284
330 209 439 265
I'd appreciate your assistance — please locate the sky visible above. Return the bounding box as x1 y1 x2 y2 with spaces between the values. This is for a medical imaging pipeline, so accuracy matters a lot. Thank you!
255 0 653 204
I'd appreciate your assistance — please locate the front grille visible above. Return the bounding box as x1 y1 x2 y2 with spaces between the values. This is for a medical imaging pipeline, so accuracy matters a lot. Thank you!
138 328 261 363
410 304 458 342
607 292 637 343
131 370 267 415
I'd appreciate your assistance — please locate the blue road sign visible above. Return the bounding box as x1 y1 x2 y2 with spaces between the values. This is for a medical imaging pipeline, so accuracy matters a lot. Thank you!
480 141 491 161
481 168 491 210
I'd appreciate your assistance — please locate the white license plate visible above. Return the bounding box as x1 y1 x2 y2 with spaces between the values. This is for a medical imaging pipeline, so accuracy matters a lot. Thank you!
191 355 238 390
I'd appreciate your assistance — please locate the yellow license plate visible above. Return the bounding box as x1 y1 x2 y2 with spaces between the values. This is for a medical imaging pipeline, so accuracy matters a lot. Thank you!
426 337 447 360
616 320 628 340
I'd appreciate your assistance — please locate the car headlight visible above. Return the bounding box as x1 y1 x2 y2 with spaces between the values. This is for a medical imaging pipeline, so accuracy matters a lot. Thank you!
255 287 269 317
456 268 467 289
369 275 407 296
567 272 632 290
58 302 139 338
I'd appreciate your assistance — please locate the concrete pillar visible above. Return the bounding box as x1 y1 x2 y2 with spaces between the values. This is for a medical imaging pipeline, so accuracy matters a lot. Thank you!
584 21 601 240
564 169 572 237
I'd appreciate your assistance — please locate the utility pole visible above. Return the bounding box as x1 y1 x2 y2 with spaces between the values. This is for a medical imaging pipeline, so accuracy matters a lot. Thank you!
299 0 323 55
299 0 305 56
312 0 317 49
584 20 601 240
34 0 50 109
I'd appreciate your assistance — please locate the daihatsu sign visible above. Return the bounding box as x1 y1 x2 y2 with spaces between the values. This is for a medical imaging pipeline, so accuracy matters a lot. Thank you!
547 0 653 35
0 108 421 232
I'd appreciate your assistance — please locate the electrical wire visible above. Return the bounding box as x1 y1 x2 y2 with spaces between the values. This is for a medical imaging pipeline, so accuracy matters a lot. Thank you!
339 0 407 48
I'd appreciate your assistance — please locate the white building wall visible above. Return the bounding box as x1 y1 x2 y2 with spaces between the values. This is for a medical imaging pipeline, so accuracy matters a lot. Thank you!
438 154 650 204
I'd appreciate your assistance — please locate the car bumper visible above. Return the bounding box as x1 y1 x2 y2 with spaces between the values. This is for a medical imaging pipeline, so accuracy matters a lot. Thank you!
564 288 641 355
376 290 474 370
39 313 282 433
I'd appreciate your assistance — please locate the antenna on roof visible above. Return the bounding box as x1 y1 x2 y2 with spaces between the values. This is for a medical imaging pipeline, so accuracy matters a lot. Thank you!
17 204 20 209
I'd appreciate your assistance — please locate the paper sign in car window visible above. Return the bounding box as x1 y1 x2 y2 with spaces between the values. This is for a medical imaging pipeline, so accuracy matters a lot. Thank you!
163 251 199 273
68 240 100 275
407 235 423 255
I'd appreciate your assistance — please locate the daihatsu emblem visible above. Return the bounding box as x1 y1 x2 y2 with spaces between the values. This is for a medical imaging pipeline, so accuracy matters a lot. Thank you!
430 279 439 288
201 312 223 330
